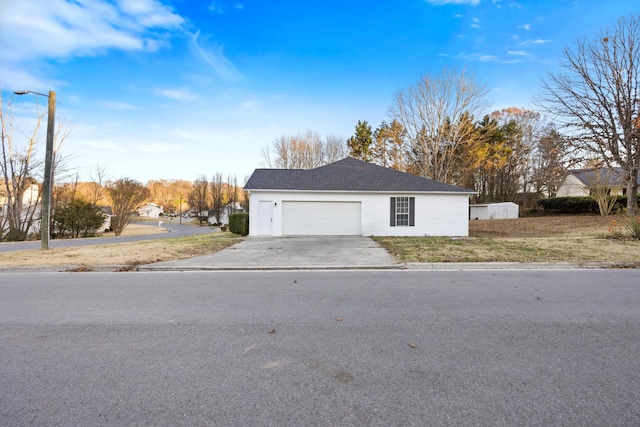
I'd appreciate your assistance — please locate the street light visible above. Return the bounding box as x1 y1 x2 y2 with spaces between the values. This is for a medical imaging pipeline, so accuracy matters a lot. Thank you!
14 90 56 250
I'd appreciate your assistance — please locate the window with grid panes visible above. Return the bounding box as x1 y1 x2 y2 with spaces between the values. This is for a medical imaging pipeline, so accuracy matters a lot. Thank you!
396 196 409 226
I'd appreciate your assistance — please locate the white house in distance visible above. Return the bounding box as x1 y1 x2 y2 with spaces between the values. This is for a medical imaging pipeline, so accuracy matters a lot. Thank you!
469 202 519 220
557 168 640 197
137 203 163 218
244 157 476 237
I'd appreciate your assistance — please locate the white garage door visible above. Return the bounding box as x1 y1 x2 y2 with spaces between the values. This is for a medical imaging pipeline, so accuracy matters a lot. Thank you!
282 201 361 235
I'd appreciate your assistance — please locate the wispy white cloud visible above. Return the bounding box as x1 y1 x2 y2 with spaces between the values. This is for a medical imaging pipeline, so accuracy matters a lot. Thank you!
209 1 245 14
0 0 184 62
532 39 551 45
208 2 227 13
90 140 125 151
471 17 481 29
507 50 530 56
519 23 531 30
138 143 184 153
458 52 524 64
0 0 185 88
425 0 480 5
519 38 552 46
154 88 199 101
189 31 242 81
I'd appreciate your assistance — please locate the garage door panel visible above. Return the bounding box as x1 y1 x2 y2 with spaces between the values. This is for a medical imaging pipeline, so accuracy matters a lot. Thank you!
283 202 361 235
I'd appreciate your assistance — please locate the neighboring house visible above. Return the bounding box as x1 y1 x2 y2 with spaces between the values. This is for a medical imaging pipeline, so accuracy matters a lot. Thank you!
207 202 246 226
0 183 39 212
0 183 41 236
137 203 163 218
244 157 476 237
469 202 519 220
99 206 112 232
557 168 640 197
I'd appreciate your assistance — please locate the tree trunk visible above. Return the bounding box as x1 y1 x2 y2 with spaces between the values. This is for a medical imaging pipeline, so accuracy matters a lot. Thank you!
628 168 639 215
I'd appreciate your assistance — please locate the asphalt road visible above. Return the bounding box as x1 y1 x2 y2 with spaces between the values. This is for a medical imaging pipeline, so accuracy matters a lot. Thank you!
1 270 639 426
0 221 216 253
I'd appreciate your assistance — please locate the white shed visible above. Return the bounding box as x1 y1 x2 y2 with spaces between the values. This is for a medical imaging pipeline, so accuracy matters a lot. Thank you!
469 202 519 220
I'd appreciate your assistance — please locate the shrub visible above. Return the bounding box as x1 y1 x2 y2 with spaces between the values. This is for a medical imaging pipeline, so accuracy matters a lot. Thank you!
53 199 106 238
537 197 599 214
624 217 640 240
228 213 249 236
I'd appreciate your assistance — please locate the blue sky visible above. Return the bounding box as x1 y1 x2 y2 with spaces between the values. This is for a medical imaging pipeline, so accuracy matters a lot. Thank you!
0 0 636 183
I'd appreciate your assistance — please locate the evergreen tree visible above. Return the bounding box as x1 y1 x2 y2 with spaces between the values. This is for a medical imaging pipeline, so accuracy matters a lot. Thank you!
347 120 373 161
53 199 106 238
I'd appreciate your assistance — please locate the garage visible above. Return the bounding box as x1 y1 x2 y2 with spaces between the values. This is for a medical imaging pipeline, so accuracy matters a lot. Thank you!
282 201 361 235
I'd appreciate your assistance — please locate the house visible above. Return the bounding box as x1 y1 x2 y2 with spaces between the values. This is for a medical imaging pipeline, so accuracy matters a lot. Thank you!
100 206 112 232
0 183 39 211
557 168 640 197
137 203 163 218
0 183 41 237
469 202 519 220
207 202 246 226
243 157 476 237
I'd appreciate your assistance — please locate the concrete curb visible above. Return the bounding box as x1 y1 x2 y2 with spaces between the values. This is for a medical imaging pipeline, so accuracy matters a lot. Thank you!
136 264 404 271
403 261 640 271
1 261 638 273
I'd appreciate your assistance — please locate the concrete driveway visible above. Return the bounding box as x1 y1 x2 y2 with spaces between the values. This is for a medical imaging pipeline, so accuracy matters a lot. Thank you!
140 236 400 270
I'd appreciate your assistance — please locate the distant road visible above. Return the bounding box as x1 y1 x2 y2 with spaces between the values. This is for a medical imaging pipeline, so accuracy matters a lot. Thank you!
0 221 217 253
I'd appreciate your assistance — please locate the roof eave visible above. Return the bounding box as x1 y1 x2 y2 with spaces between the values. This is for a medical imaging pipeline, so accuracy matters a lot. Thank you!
246 188 477 195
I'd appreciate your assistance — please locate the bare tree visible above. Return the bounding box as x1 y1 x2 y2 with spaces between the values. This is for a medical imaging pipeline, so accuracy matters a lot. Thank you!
88 163 108 205
106 178 150 236
390 67 489 182
584 166 620 216
538 13 640 214
210 173 225 225
226 174 239 217
188 175 209 223
240 175 250 212
490 107 545 206
261 131 348 169
1 93 44 240
531 124 572 197
1 90 73 241
324 134 348 164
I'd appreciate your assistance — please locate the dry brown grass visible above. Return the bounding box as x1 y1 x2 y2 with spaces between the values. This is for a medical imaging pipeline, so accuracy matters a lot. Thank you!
468 215 617 238
0 231 243 271
374 214 640 263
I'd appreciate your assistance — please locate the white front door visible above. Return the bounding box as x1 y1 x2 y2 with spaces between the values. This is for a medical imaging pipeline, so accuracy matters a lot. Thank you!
258 201 273 235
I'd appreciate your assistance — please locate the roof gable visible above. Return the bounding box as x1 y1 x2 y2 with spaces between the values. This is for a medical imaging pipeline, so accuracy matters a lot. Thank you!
568 168 640 186
244 157 475 193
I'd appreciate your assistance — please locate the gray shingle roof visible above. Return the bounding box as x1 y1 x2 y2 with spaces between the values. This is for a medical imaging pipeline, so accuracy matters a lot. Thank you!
244 157 476 193
569 168 640 186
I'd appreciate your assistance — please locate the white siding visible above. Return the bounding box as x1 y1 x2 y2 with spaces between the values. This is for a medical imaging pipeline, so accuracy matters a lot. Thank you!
557 175 589 197
248 191 470 237
470 202 519 220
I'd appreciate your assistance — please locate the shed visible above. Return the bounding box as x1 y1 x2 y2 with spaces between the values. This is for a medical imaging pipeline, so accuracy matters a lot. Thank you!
469 202 519 220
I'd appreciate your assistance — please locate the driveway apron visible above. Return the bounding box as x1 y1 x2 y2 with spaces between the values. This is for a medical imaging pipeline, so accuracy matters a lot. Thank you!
139 236 399 270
